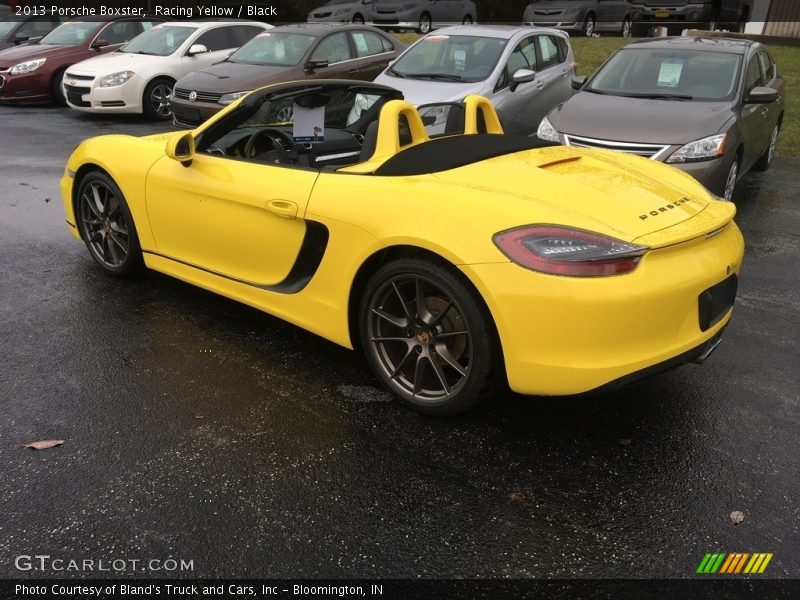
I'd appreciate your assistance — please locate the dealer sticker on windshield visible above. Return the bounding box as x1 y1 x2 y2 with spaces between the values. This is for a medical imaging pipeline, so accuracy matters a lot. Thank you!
658 59 684 88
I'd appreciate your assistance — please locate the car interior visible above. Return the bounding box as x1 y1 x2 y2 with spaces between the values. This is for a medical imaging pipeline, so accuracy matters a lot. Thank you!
194 82 553 176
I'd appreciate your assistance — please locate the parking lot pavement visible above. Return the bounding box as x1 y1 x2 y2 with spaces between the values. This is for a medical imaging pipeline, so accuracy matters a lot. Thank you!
0 104 798 580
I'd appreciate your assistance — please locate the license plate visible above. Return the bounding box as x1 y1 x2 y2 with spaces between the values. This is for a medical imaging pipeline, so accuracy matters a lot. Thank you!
655 9 670 18
178 107 201 121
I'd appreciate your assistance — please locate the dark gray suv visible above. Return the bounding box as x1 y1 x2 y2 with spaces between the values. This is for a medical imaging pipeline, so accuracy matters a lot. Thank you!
538 37 785 200
523 0 634 37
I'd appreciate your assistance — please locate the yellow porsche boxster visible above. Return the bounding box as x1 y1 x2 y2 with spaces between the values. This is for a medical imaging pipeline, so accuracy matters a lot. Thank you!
61 80 744 416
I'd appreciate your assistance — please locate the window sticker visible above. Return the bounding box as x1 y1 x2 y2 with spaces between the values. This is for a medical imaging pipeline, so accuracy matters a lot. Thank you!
292 103 325 143
454 49 466 72
658 59 684 88
353 32 369 55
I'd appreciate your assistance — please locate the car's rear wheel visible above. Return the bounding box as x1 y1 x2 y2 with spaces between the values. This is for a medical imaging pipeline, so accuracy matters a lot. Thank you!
51 68 66 106
621 17 632 37
360 257 501 416
583 14 596 37
462 14 473 25
352 13 364 24
76 172 143 276
723 158 739 201
417 12 432 34
753 125 779 172
143 77 174 120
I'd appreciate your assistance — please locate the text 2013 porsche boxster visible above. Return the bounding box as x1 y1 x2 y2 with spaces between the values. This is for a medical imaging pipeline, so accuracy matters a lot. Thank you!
60 80 744 416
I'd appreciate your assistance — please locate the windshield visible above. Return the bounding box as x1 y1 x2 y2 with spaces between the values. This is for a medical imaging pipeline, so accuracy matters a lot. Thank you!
588 48 743 101
121 25 196 56
228 32 315 67
0 16 25 37
389 35 508 83
39 20 97 46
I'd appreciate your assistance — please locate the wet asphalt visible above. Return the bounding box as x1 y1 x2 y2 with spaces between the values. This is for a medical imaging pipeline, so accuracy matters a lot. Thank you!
0 104 798 580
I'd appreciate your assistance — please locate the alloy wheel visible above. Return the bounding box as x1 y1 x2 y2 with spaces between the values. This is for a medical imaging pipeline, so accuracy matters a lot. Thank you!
584 17 595 37
419 14 432 34
366 274 472 403
463 15 473 25
767 126 778 165
622 18 632 37
150 83 173 118
723 160 738 201
79 181 130 267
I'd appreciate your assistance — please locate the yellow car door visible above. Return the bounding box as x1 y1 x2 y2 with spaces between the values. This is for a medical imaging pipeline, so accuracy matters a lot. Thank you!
144 154 318 286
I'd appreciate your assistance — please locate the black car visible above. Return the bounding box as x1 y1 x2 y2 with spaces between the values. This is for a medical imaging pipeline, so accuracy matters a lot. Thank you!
0 12 67 51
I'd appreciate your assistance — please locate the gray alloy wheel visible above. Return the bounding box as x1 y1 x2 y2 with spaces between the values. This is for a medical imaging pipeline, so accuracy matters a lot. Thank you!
583 14 596 37
418 12 432 34
143 78 174 120
76 173 143 276
352 13 364 24
462 15 473 25
621 17 632 37
754 125 779 171
361 258 501 416
723 160 739 201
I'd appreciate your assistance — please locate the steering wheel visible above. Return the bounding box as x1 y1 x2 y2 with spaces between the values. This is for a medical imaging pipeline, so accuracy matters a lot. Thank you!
243 128 299 165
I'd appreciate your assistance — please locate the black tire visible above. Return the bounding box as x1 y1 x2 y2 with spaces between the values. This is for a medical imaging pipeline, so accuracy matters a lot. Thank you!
76 171 143 277
142 77 174 120
753 124 779 172
51 68 66 106
359 257 502 416
583 13 596 37
417 12 432 34
462 14 473 25
352 13 364 24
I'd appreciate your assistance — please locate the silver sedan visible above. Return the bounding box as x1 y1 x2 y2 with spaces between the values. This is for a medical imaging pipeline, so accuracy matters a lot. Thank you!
374 25 576 136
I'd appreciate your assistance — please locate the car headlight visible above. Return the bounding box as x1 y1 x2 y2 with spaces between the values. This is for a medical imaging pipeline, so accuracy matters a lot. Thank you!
10 58 46 75
666 133 727 164
99 71 135 88
218 91 251 105
537 116 560 143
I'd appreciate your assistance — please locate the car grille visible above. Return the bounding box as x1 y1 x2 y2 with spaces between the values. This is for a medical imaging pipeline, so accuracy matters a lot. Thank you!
0 75 5 90
173 87 222 103
564 134 670 160
173 113 202 128
64 84 91 107
64 72 95 82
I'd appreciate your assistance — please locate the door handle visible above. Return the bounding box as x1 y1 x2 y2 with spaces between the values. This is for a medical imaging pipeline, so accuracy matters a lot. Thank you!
266 199 298 219
348 68 358 75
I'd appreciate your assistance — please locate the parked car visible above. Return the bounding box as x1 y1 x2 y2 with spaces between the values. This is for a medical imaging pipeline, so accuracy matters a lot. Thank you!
0 12 68 52
63 21 271 120
308 0 374 24
60 79 744 415
629 0 752 35
538 37 785 200
523 0 634 38
170 23 404 128
0 15 165 105
371 0 476 34
374 25 575 136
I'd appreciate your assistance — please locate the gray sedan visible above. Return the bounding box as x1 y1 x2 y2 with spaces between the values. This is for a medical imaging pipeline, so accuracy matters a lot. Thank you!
538 37 785 200
374 25 576 136
307 0 373 24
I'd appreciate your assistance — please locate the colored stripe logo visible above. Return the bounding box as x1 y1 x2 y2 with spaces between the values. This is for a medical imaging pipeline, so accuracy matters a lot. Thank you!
696 553 773 574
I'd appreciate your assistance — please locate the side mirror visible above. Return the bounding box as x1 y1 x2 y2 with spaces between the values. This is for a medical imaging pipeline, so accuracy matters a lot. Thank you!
13 34 29 45
746 86 779 104
305 59 329 71
571 75 588 90
166 133 195 167
187 43 208 56
510 68 535 92
91 38 110 50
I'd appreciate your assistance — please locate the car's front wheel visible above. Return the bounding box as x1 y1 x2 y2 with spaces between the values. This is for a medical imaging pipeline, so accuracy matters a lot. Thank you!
462 14 473 25
753 124 779 172
722 158 739 201
621 17 632 37
417 12 432 34
76 172 143 276
360 257 501 416
583 14 596 37
143 77 174 120
51 68 66 106
352 13 364 24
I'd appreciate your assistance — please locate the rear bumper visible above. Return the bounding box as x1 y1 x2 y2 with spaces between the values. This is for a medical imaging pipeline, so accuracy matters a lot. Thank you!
462 222 744 396
631 4 715 24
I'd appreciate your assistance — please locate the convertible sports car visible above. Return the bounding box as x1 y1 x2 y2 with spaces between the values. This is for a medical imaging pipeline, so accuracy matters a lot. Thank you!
60 80 744 416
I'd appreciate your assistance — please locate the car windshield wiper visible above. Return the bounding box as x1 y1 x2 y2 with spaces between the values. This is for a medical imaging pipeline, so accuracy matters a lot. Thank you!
584 88 607 95
126 50 160 55
619 92 695 101
387 67 406 78
405 73 464 82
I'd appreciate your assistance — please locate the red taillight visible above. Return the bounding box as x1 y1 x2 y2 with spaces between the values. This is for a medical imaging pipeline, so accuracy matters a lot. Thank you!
493 225 649 277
